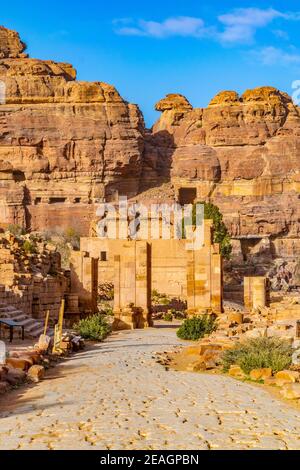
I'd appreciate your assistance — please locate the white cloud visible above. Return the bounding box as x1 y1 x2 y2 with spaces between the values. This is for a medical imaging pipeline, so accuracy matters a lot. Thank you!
115 16 210 39
114 8 300 45
272 29 290 40
217 8 285 44
253 46 300 65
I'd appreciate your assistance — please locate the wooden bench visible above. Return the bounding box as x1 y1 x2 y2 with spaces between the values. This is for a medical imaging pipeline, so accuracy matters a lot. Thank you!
0 319 25 343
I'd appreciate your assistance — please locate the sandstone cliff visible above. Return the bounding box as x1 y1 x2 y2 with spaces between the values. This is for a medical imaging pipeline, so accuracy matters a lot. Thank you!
0 26 145 234
149 88 300 264
1 26 300 267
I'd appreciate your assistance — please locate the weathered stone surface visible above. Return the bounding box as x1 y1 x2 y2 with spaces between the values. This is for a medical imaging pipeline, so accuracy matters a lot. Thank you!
149 86 300 265
0 26 27 59
0 381 9 394
1 25 300 269
0 26 145 234
27 364 45 383
280 383 300 399
228 365 245 378
249 368 272 381
275 370 299 385
6 357 33 371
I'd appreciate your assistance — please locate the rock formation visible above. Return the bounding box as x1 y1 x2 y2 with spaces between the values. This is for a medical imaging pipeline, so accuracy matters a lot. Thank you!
1 26 300 267
149 87 300 265
0 26 145 234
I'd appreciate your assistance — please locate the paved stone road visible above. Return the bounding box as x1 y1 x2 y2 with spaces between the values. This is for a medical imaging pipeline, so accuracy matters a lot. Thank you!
0 325 300 450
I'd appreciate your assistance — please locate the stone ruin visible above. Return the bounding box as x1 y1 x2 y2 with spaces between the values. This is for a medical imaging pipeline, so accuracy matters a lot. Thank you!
0 232 75 337
0 25 300 279
69 218 223 329
0 25 295 337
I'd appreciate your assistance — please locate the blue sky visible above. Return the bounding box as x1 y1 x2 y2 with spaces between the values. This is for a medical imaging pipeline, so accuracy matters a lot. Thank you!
2 1 300 126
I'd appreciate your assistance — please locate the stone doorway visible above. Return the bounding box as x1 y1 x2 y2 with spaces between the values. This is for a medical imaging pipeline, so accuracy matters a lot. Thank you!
178 187 197 205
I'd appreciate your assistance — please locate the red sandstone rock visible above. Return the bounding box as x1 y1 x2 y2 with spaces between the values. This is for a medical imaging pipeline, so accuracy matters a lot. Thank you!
1 26 300 265
6 356 33 371
27 364 45 383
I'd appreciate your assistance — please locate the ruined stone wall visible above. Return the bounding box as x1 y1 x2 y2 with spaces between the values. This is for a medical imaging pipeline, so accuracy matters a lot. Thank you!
0 232 68 319
77 220 223 314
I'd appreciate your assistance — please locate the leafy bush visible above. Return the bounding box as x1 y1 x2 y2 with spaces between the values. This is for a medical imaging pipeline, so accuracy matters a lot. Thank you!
23 240 36 254
151 290 171 306
202 202 232 259
162 312 173 321
41 227 80 268
99 303 114 316
7 224 25 236
177 315 218 341
64 227 80 250
221 337 293 374
171 309 187 320
74 314 111 341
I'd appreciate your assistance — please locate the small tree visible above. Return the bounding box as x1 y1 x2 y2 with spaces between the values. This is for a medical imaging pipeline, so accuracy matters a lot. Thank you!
184 202 232 259
202 202 232 259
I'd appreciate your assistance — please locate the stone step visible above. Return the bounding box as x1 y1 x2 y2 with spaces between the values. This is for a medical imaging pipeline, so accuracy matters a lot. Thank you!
28 326 46 338
3 309 25 317
0 306 17 312
7 313 27 322
0 303 47 339
17 318 37 329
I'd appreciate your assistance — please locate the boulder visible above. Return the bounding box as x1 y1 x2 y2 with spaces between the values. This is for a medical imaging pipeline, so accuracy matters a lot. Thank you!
6 357 33 371
37 334 52 352
5 367 26 385
249 368 272 381
0 381 9 394
228 312 244 325
186 361 206 372
27 365 45 383
280 383 300 400
228 365 246 379
275 370 299 386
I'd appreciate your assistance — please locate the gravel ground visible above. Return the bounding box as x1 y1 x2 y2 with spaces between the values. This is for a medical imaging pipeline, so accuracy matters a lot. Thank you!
0 324 300 450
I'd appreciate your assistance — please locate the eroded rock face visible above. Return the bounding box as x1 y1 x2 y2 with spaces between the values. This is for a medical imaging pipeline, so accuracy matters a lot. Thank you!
1 26 300 265
0 26 145 234
149 88 300 262
0 26 27 58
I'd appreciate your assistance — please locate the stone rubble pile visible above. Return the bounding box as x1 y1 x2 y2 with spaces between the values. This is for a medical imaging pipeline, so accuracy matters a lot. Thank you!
0 232 68 326
0 332 85 395
159 293 300 401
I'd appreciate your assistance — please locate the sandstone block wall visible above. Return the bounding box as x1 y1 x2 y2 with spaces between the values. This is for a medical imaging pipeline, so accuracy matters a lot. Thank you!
75 220 223 317
244 276 270 311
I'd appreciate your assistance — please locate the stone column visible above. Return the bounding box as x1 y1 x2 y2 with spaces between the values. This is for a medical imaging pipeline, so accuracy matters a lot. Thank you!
244 276 268 310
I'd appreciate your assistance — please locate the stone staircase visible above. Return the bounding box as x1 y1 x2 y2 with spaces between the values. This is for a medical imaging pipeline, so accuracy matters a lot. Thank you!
0 304 51 339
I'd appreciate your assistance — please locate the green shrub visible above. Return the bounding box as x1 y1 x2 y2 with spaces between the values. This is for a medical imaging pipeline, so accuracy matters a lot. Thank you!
162 312 173 322
23 240 36 254
99 303 114 316
172 309 187 320
74 314 111 341
182 202 232 259
221 337 293 374
151 290 171 306
7 224 25 236
177 315 217 341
